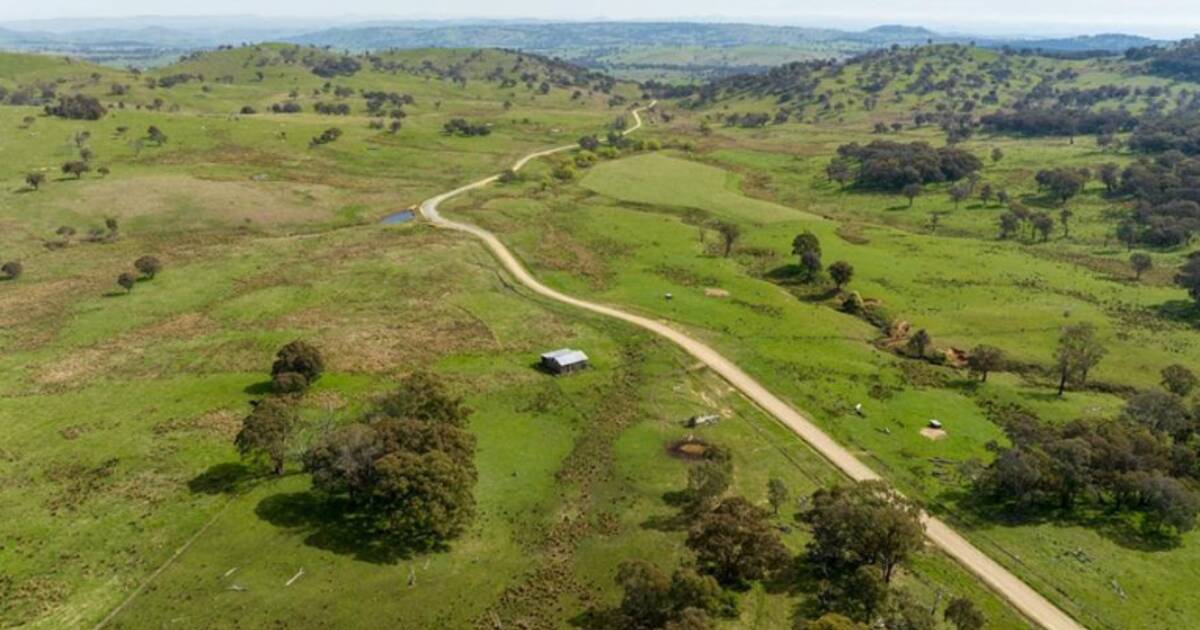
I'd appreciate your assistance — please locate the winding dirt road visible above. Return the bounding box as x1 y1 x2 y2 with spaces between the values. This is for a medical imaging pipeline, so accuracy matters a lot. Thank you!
418 104 1085 630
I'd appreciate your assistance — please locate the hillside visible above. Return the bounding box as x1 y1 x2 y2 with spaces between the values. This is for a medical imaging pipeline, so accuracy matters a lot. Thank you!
0 18 1167 80
0 46 1028 630
453 42 1200 628
7 36 1200 630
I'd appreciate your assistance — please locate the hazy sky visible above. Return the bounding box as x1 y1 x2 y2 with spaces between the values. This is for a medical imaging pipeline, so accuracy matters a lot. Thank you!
3 0 1200 38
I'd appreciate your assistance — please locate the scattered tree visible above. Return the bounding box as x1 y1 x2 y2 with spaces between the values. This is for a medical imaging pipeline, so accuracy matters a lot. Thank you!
25 172 45 190
686 447 733 514
1130 252 1153 280
1 261 23 280
235 399 296 475
303 372 477 546
907 329 931 358
686 496 789 586
800 480 924 584
828 261 854 290
146 125 168 145
978 183 993 206
1035 168 1086 206
117 272 136 293
949 182 971 209
62 161 90 179
901 183 921 208
943 597 985 630
614 560 734 629
1123 389 1192 439
134 255 162 279
1139 474 1200 535
1175 255 1200 306
1059 207 1074 238
714 221 740 258
45 94 106 120
767 478 789 516
271 340 325 393
1161 364 1198 398
1032 212 1055 242
967 344 1004 382
1054 323 1106 396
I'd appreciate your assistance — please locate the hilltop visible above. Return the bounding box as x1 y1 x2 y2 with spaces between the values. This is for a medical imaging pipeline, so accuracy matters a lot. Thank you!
0 17 1167 80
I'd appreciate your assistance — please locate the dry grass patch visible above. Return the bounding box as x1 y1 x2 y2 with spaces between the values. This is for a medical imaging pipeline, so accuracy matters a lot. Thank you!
62 175 339 225
275 306 499 373
33 313 220 389
532 227 612 289
0 278 86 348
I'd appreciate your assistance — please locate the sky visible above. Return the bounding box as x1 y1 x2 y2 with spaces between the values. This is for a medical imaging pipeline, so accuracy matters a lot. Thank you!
2 0 1199 39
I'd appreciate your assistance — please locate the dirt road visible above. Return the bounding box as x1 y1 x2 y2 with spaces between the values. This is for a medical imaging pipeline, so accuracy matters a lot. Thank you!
417 103 1086 630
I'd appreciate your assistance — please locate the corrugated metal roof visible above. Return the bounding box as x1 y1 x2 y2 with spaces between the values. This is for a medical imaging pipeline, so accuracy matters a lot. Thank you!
541 348 589 366
552 350 588 366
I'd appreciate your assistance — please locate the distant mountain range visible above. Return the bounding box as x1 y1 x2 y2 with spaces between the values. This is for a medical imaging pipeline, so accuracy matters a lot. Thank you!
285 21 1163 54
0 17 1169 70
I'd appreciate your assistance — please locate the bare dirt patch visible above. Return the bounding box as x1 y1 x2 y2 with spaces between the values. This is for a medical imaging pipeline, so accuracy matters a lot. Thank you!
704 287 730 298
920 427 948 441
667 437 712 460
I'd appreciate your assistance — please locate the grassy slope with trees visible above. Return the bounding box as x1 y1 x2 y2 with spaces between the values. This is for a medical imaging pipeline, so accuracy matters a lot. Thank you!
0 46 1022 629
440 43 1200 629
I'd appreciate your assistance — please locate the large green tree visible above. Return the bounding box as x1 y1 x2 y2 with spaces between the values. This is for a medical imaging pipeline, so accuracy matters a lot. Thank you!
235 399 296 475
1054 323 1106 396
303 372 477 546
686 497 788 586
799 481 924 584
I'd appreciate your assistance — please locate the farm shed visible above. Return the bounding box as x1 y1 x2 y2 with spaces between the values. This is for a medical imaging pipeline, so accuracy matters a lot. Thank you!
540 348 589 374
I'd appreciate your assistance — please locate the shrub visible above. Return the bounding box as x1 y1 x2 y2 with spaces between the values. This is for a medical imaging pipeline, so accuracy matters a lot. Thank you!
134 255 162 279
271 340 324 391
1 260 23 280
44 94 107 120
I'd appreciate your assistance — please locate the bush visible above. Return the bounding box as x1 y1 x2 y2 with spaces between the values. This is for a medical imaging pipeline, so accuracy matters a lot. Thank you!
45 94 107 120
310 56 361 78
1 261 23 280
271 340 324 391
272 371 309 394
832 140 981 191
310 127 343 146
443 118 491 137
134 255 162 279
552 164 577 181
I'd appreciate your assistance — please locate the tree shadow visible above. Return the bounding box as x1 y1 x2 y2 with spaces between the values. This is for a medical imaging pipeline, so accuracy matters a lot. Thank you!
255 491 432 564
188 462 259 495
1152 300 1200 328
101 291 129 298
568 607 627 630
939 487 1184 551
243 380 275 395
765 264 804 284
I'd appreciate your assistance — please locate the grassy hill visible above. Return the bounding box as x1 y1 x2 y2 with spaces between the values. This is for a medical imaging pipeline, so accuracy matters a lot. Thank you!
434 43 1200 629
0 46 1030 630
